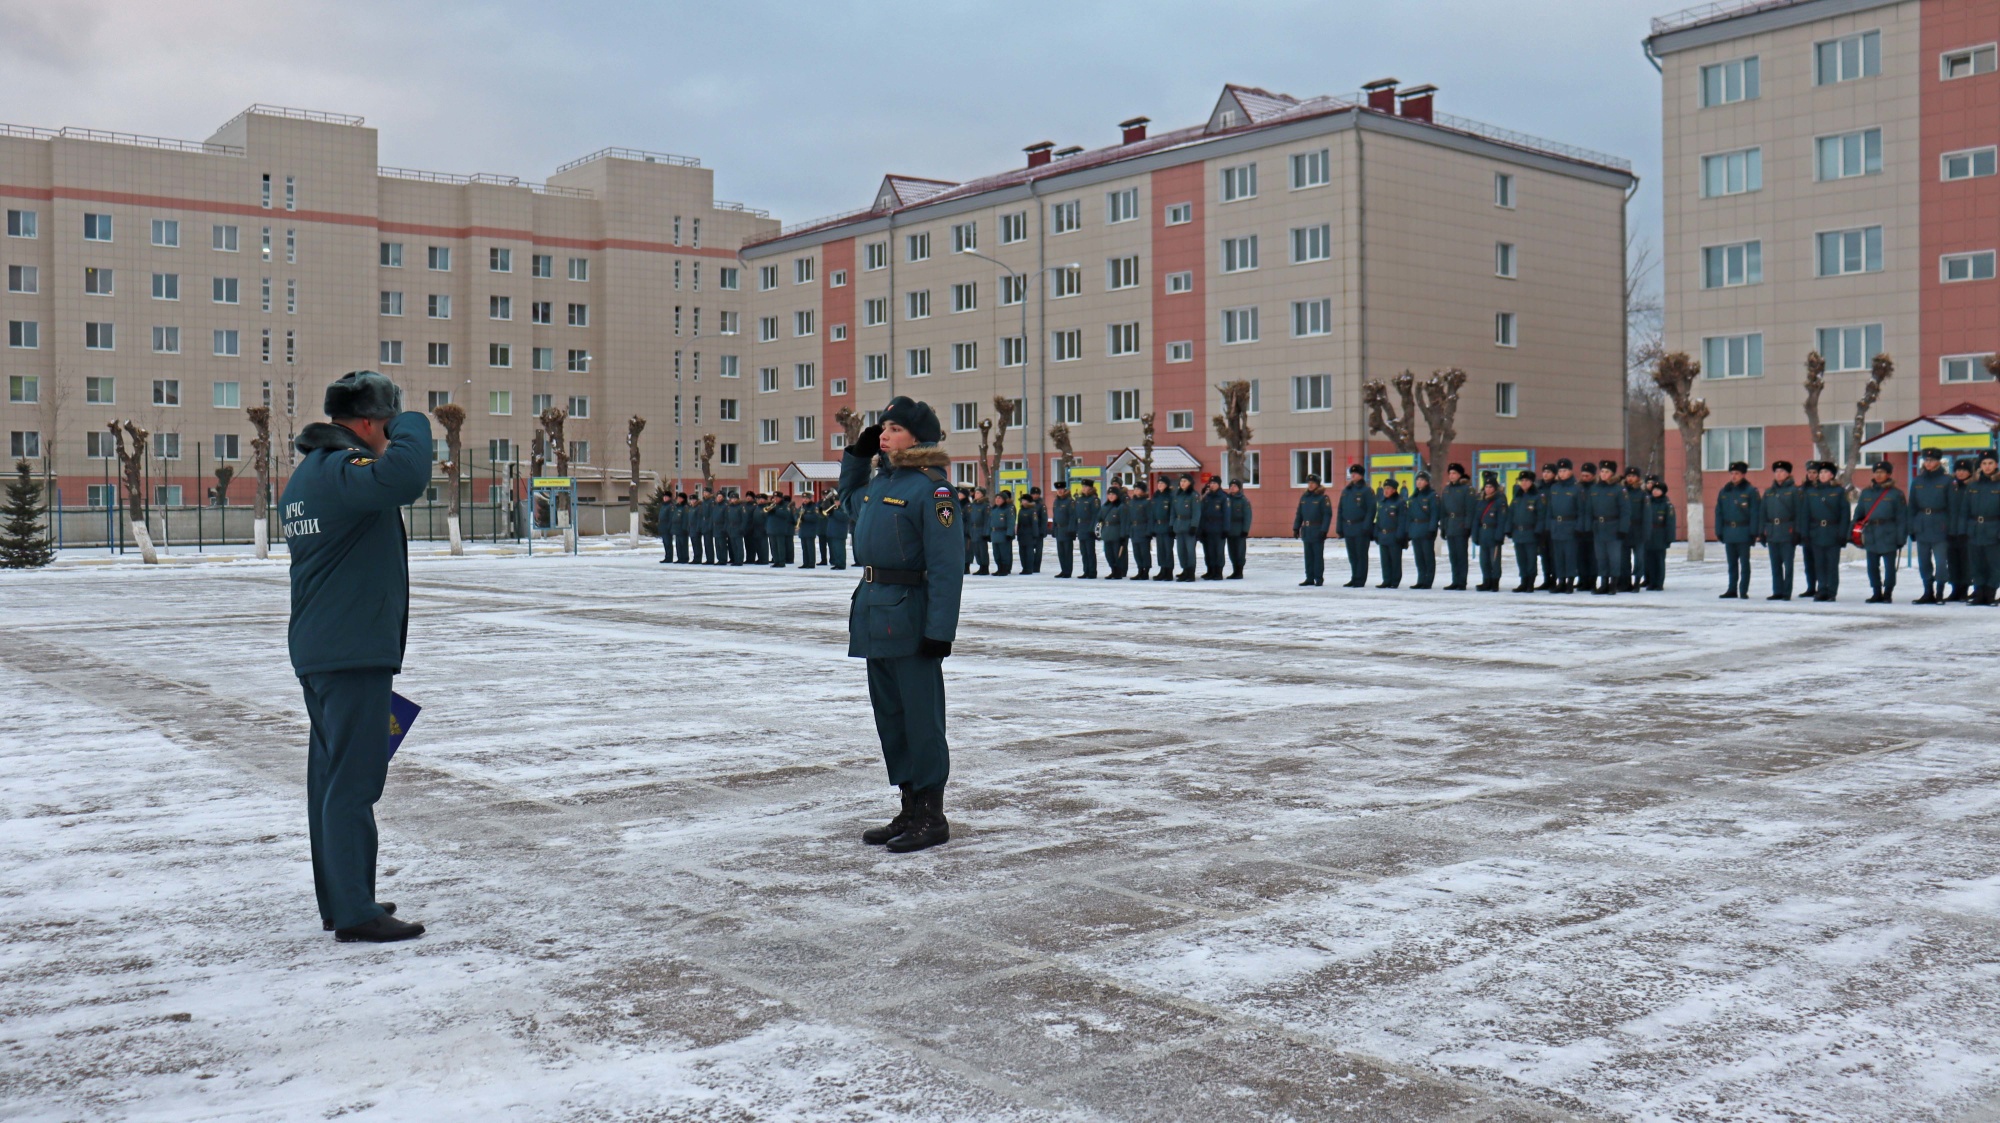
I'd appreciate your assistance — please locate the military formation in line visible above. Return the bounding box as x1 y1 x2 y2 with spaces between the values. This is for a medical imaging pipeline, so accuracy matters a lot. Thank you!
656 488 852 570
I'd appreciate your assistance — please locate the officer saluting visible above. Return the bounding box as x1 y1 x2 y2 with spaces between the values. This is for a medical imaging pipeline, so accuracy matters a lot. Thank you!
841 397 965 853
283 371 432 943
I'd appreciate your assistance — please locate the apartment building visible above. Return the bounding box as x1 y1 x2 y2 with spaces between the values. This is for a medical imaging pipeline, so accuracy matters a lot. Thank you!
0 105 775 511
741 83 1635 534
1647 0 2000 524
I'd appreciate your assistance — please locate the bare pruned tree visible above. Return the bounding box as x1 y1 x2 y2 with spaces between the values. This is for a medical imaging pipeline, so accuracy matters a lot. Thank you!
1414 368 1467 478
990 396 1016 488
1802 350 1832 466
433 402 466 554
109 420 157 563
539 408 570 477
1212 380 1254 484
1139 411 1156 488
1652 351 1709 561
1362 372 1419 456
530 430 546 479
1845 353 1894 489
977 417 995 491
1049 423 1077 485
697 433 716 494
212 464 234 508
834 406 866 446
247 405 273 558
626 415 647 542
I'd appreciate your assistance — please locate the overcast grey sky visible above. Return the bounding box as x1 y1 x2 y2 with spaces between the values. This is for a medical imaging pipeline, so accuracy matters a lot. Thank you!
2 0 1675 282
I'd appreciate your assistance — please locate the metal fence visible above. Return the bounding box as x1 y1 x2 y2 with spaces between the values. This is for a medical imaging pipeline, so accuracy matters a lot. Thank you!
40 497 645 554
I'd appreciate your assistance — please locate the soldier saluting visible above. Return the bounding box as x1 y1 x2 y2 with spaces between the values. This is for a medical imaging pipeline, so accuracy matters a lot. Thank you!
841 397 964 853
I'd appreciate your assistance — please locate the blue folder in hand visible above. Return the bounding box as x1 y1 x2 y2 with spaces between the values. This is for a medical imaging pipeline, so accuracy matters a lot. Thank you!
388 692 422 760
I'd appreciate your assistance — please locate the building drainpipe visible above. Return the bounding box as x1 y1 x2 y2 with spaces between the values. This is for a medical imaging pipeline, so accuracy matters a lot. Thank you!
1031 176 1046 484
1622 177 1639 469
1355 121 1370 476
887 213 898 400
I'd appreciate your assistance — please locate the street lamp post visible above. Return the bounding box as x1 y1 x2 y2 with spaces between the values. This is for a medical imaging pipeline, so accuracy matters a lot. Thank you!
960 251 1076 489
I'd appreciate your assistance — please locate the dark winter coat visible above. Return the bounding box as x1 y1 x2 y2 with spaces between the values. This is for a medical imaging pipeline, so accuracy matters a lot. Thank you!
1713 480 1761 545
1438 480 1475 539
1850 482 1909 553
1908 467 1954 543
1226 493 1253 535
1336 480 1375 539
1407 487 1439 538
1507 486 1548 542
838 445 963 658
1293 491 1332 536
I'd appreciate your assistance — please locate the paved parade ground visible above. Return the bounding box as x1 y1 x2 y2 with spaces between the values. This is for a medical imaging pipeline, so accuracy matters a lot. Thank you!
6 542 2000 1122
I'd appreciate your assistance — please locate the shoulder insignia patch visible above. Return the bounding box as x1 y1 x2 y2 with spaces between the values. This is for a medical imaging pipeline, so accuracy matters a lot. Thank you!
348 456 376 466
883 497 907 507
936 501 955 528
934 485 954 498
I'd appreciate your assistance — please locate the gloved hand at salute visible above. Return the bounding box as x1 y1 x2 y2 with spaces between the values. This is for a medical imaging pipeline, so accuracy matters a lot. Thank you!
846 425 883 460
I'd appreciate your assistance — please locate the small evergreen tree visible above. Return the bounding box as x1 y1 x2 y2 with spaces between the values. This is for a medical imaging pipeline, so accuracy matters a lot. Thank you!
641 483 669 536
0 459 55 569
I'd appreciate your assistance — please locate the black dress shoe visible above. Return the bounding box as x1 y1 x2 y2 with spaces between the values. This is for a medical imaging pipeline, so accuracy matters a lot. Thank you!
1299 580 1314 586
324 902 395 932
1512 584 1532 593
1227 573 1243 580
1719 590 1739 599
333 912 425 943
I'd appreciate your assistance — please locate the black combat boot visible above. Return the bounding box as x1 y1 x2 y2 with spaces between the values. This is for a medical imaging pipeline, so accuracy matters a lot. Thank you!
334 913 425 943
886 788 950 853
863 787 916 845
1719 589 1739 599
1512 582 1533 593
323 902 395 932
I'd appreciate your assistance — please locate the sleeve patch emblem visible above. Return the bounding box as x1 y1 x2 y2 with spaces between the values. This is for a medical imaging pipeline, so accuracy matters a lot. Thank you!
934 485 954 498
348 456 376 466
936 502 955 528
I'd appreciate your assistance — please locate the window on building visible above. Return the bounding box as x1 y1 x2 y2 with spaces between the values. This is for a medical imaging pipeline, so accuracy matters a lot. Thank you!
793 256 815 284
1164 410 1194 432
1107 322 1140 356
864 241 888 271
566 257 588 282
1293 449 1333 487
566 349 590 372
787 416 813 443
84 213 112 241
427 246 450 271
1000 336 1025 367
1702 426 1766 472
84 322 114 350
1107 389 1140 422
489 343 511 368
488 247 511 273
1049 330 1082 362
489 295 512 321
377 241 403 268
213 277 239 304
151 427 180 456
865 353 889 382
1167 340 1193 363
1291 374 1332 412
6 209 38 238
1165 202 1192 225
1816 130 1881 181
7 265 36 293
1817 323 1884 371
906 346 932 377
487 438 513 464
1495 242 1518 278
1290 224 1331 264
1702 147 1764 195
1220 163 1257 202
906 231 931 261
1942 44 1998 79
1942 354 1998 383
428 294 452 319
214 434 241 462
7 375 37 404
951 282 977 313
1050 201 1080 234
152 219 179 247
1107 255 1140 290
428 341 451 367
1495 312 1518 347
1290 148 1330 189
529 300 552 325
792 362 816 390
152 326 180 354
8 320 39 349
1106 187 1139 224
864 297 888 326
1221 307 1259 344
792 309 813 336
1000 274 1027 305
1700 56 1760 106
379 340 403 365
999 213 1027 244
1944 147 1999 180
951 402 979 431
83 266 113 296
1942 251 1997 282
210 381 240 409
85 377 114 404
949 221 977 254
1052 266 1082 298
1817 227 1883 276
1493 173 1514 208
374 291 400 317
488 390 512 416
952 341 978 372
758 418 779 444
758 366 780 393
1702 241 1763 288
1222 236 1258 272
1703 333 1765 379
758 315 778 342
569 302 590 327
150 272 181 300
1051 394 1083 424
1291 298 1332 337
906 290 931 320
1816 30 1882 85
9 431 39 459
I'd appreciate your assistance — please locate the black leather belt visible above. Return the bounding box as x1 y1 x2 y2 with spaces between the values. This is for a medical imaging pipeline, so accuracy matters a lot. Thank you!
862 566 924 585
1919 508 1943 514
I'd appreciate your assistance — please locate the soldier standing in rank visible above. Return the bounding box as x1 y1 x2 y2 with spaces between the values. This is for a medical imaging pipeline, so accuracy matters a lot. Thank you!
1760 461 1801 600
1198 478 1229 580
1585 461 1628 595
1715 461 1761 599
1438 464 1474 590
1294 475 1332 586
676 492 695 563
744 493 765 564
1407 471 1439 589
1017 487 1047 574
796 492 823 569
1619 467 1647 590
1803 461 1851 602
1074 480 1102 579
1535 464 1559 588
965 487 991 575
840 398 963 853
1098 484 1130 578
989 489 1017 575
1335 464 1376 588
1372 477 1409 588
1640 479 1676 590
1225 481 1252 580
1472 472 1510 591
1543 458 1584 594
1947 457 1977 600
1909 448 1953 603
763 491 792 567
659 492 680 564
821 490 850 570
1966 451 2000 605
1507 469 1547 592
1052 481 1078 578
1150 478 1176 582
688 491 707 564
956 486 975 570
1169 474 1200 582
1127 476 1155 580
284 371 432 943
1853 460 1910 603
706 490 726 565
1799 463 1824 598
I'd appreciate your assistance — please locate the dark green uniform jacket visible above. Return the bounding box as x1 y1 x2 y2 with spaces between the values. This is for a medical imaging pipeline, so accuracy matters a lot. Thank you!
1965 475 2000 544
1544 478 1584 540
1294 491 1332 535
990 502 1017 538
822 497 850 538
1508 487 1548 541
1645 495 1678 547
1407 488 1439 538
1585 479 1629 538
1713 480 1761 544
797 501 823 536
1052 493 1076 534
1803 483 1852 547
1373 493 1409 544
1438 481 1475 539
763 497 792 537
1761 479 1801 544
1851 483 1910 551
1075 493 1102 537
839 445 963 657
1098 498 1128 541
967 500 990 536
1127 494 1154 538
1018 499 1048 539
1473 492 1511 546
1909 467 1953 543
282 411 434 676
1226 493 1253 535
1150 490 1173 531
1169 488 1199 533
1336 481 1375 539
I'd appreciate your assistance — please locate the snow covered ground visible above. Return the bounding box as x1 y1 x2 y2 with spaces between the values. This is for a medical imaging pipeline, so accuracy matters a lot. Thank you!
4 542 1999 1122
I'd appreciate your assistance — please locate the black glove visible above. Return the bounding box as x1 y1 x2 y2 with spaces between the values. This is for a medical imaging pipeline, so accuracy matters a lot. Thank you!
846 425 883 460
918 636 952 660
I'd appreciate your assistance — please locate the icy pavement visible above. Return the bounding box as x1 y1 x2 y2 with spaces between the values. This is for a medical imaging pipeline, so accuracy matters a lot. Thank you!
3 542 1999 1122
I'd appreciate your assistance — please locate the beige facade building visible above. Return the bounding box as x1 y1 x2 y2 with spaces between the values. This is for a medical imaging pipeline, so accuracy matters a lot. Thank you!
1647 0 2000 524
3 87 1635 537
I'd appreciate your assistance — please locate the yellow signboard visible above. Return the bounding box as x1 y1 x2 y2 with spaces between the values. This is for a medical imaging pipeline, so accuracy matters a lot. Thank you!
1916 433 1994 451
1368 451 1419 493
531 477 573 488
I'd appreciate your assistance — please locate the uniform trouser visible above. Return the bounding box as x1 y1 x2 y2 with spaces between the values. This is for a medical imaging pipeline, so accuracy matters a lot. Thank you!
1802 537 1819 592
970 537 991 573
1445 535 1470 587
1227 534 1247 576
1081 534 1100 578
1175 532 1198 576
1019 536 1043 573
661 534 673 561
1724 542 1751 595
1812 544 1843 597
1200 532 1226 576
1512 539 1540 587
1302 533 1327 583
300 668 394 932
1594 534 1623 588
1378 542 1405 587
1769 540 1796 596
1478 543 1502 588
746 532 762 565
799 532 817 568
1643 547 1667 589
1577 533 1597 585
1973 542 2000 591
824 534 847 569
1056 533 1076 576
1131 532 1152 574
1412 535 1437 586
1866 549 1899 594
735 533 751 565
865 656 949 793
1155 533 1175 575
1947 536 1971 592
1538 534 1556 585
771 534 791 566
1915 539 1946 591
1344 536 1370 585
1621 542 1638 586
1104 538 1128 578
1551 537 1578 580
993 536 1014 575
692 533 707 563
675 532 692 562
